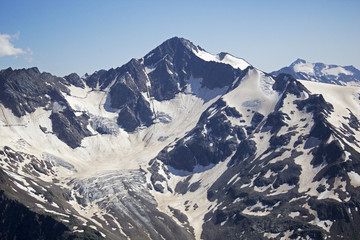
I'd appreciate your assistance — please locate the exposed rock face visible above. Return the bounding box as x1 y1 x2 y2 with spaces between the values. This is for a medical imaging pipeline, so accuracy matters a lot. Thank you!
143 38 240 96
0 189 66 239
111 83 153 132
262 111 290 134
0 67 91 148
0 67 69 117
64 73 85 88
157 99 244 172
50 107 92 149
0 190 106 240
0 166 104 240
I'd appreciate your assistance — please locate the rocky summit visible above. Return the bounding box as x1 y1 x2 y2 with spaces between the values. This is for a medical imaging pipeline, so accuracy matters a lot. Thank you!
1 37 360 240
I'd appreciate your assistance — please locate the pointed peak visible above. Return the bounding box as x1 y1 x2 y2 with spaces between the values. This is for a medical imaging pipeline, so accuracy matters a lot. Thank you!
291 58 307 66
22 67 41 75
64 72 85 88
155 36 197 53
164 36 193 46
143 37 198 65
0 67 13 73
82 73 89 79
64 72 80 79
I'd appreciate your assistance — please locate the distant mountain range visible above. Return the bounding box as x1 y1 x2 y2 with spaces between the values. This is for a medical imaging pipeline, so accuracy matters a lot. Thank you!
272 58 360 86
1 37 360 240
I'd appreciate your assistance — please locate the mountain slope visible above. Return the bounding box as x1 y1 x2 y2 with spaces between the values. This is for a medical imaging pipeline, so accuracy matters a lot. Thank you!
200 76 360 239
1 37 360 239
272 58 360 86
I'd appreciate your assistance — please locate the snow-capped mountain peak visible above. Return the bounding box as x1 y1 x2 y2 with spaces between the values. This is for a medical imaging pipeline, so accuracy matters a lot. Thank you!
291 58 307 65
272 58 360 86
1 37 360 240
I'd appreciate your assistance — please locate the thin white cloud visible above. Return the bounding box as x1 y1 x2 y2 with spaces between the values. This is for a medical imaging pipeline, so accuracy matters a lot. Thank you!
24 47 34 63
0 33 25 58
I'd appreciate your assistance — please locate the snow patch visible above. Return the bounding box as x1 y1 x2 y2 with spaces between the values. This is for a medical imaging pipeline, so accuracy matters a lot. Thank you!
304 203 333 232
192 48 250 71
321 66 353 76
44 209 70 218
52 102 66 113
223 69 280 123
264 232 280 239
280 230 294 240
348 171 360 187
145 66 156 74
242 201 280 216
293 62 315 75
289 211 300 218
267 184 295 196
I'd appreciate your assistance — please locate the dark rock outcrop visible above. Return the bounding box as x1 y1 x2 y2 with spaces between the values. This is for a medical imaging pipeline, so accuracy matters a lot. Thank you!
0 188 103 240
50 107 92 148
157 99 243 173
64 73 85 88
0 67 69 117
0 67 91 148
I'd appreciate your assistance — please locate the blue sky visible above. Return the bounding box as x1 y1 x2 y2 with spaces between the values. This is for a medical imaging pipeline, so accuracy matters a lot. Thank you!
0 0 359 76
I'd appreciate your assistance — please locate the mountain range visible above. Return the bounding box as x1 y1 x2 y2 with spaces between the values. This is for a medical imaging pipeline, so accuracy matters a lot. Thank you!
1 37 360 240
272 58 360 86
